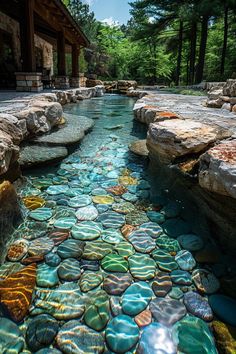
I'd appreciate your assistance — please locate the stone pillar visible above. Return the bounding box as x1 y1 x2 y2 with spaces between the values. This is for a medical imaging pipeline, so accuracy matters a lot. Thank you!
55 30 69 89
70 44 80 88
15 72 43 92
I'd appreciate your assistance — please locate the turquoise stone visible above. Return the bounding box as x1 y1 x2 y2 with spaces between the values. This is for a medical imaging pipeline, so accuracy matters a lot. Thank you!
101 228 123 244
146 211 165 223
54 217 77 229
114 241 135 257
46 185 69 195
58 258 81 281
103 273 132 295
110 296 123 316
92 187 108 196
56 320 104 354
68 195 92 208
105 315 139 353
98 211 125 229
172 316 217 354
96 204 109 213
152 272 172 297
122 192 138 202
37 264 59 287
184 291 213 321
28 237 54 256
138 179 150 189
45 252 61 267
128 229 156 253
57 239 84 259
152 249 178 272
29 207 53 221
35 349 61 354
162 218 191 238
171 270 192 285
82 241 113 260
209 294 236 326
177 233 204 251
26 314 59 352
71 221 102 240
31 283 85 320
80 272 103 292
169 287 184 300
137 323 176 354
162 202 181 218
129 253 156 280
122 282 153 316
0 317 25 353
149 298 186 326
156 234 181 252
75 205 98 221
101 253 128 272
84 290 110 331
175 250 196 271
139 222 163 238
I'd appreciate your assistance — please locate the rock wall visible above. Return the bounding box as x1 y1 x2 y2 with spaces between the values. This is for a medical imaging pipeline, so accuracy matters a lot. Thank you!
34 34 54 74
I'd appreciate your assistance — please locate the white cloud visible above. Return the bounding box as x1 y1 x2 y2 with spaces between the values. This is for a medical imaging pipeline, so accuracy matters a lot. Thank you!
101 17 120 27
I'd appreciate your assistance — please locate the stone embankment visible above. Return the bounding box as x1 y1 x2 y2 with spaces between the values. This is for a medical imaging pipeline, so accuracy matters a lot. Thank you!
133 91 236 254
103 80 138 94
0 86 105 181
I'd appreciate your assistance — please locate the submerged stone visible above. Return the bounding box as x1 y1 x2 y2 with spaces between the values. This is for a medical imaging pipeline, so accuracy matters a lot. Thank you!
128 229 156 253
107 185 127 196
152 248 178 272
156 234 181 252
28 237 54 256
146 211 165 223
112 201 135 214
71 221 101 240
80 259 100 271
122 281 153 316
76 205 98 221
58 258 81 281
175 250 196 271
92 195 114 204
53 217 77 229
22 195 45 210
0 317 25 353
97 211 125 229
57 239 84 259
106 314 139 353
162 218 191 238
171 270 192 285
139 222 163 238
82 241 113 260
110 296 123 317
184 291 213 321
152 272 172 297
125 210 149 226
68 195 92 208
177 233 204 251
84 290 110 331
45 252 61 267
135 309 152 328
80 272 103 292
101 253 128 272
212 320 236 354
192 269 220 294
103 273 132 295
114 240 135 257
29 207 53 221
7 239 29 262
48 228 70 245
129 253 156 280
149 297 186 326
101 228 123 244
36 263 59 287
209 295 236 327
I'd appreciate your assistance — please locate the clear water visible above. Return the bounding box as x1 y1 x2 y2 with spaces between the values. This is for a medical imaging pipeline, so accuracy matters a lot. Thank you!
0 94 220 353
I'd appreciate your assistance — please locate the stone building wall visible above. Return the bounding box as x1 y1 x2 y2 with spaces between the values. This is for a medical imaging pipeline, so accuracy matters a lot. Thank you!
34 34 54 75
0 11 21 70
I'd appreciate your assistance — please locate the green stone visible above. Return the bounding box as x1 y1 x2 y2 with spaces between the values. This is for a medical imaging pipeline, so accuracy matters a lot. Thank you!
114 241 135 257
152 249 178 272
129 253 156 280
29 207 53 221
156 234 181 252
82 241 113 260
71 221 102 240
80 272 104 292
101 253 128 272
84 291 110 331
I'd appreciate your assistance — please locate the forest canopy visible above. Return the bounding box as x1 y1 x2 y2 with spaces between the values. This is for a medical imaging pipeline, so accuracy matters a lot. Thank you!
63 0 236 85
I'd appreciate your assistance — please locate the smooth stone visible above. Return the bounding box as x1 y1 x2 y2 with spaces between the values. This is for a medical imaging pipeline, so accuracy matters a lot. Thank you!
139 222 163 238
26 314 59 352
84 290 110 331
101 254 128 272
54 217 77 229
172 316 217 354
46 185 69 195
137 323 176 354
192 269 220 294
162 218 191 237
0 317 25 353
105 314 139 353
22 195 46 210
0 264 36 322
31 283 85 320
80 272 103 292
110 296 123 317
82 241 113 260
92 195 114 204
146 211 165 223
56 320 104 354
28 237 54 256
152 272 172 297
149 297 186 326
107 185 127 196
184 291 213 321
96 204 109 213
92 187 108 196
37 264 59 287
68 195 92 208
122 192 138 202
129 253 156 280
112 201 135 214
177 233 204 251
80 259 100 271
119 175 138 186
175 250 196 271
21 255 44 265
169 287 184 300
76 205 98 221
125 210 149 226
195 244 221 264
171 270 192 285
134 310 152 328
29 207 53 221
209 295 236 326
156 235 181 252
45 252 61 267
71 221 101 240
7 239 29 261
114 241 135 257
101 229 123 244
122 282 153 316
103 273 132 295
48 229 70 246
35 350 61 354
121 224 136 238
57 239 84 259
58 258 81 281
97 211 125 229
128 229 156 253
212 320 236 354
162 202 181 218
152 249 178 272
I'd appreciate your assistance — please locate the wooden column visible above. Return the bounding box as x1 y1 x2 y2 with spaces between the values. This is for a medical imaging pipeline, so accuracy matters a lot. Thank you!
20 0 36 72
72 44 80 77
57 30 66 76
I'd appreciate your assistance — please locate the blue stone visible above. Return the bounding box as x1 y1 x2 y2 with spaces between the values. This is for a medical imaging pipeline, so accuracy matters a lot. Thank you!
122 282 153 316
45 253 61 267
209 294 236 326
29 208 53 222
146 211 165 223
149 298 186 326
58 258 81 281
184 291 213 321
0 317 25 353
171 270 192 285
175 250 196 271
162 218 191 238
36 264 59 288
57 239 84 259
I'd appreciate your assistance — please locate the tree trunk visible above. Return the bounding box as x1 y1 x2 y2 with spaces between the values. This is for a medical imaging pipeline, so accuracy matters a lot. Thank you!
189 21 197 85
195 15 209 84
220 5 229 75
175 20 183 86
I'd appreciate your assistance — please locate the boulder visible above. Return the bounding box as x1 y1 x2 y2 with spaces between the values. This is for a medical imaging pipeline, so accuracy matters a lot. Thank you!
208 87 223 100
29 100 63 127
199 139 236 198
0 113 25 141
223 79 236 97
0 133 19 175
129 140 149 157
206 98 224 108
15 107 50 135
147 119 230 163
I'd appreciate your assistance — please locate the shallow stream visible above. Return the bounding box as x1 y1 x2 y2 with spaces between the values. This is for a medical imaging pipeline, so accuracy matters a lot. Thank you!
0 94 229 353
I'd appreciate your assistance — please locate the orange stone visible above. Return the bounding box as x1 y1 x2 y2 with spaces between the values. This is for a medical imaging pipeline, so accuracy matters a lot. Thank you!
157 111 179 119
121 224 136 238
22 196 45 210
0 263 37 322
21 255 44 265
107 185 127 196
135 310 152 327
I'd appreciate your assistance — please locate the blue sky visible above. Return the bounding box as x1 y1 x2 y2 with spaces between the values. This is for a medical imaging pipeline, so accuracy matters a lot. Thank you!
82 0 132 25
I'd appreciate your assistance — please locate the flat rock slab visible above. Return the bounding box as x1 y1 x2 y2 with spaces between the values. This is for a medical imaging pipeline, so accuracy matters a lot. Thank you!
19 144 68 168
